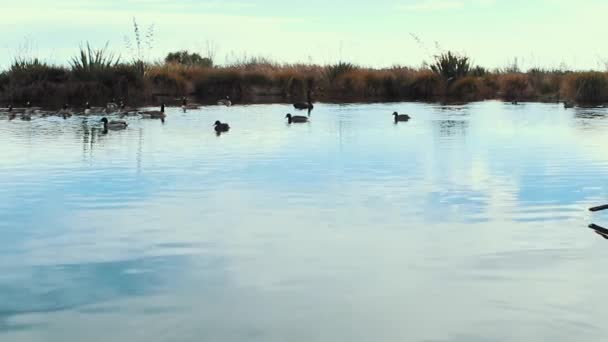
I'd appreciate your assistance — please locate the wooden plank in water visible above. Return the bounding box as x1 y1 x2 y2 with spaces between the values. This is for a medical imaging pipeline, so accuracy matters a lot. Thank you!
590 205 608 212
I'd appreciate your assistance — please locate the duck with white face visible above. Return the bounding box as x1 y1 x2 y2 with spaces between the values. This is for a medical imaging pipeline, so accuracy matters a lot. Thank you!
140 104 166 120
217 96 232 106
59 104 73 119
84 102 92 115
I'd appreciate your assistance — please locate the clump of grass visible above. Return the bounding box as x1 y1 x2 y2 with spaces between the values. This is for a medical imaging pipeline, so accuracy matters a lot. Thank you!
324 62 356 85
562 72 608 104
431 51 470 83
410 70 442 100
449 76 482 101
498 73 531 101
9 58 68 85
70 42 120 81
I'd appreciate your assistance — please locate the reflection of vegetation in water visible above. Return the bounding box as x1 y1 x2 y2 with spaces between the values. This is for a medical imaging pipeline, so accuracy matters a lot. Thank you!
437 120 469 137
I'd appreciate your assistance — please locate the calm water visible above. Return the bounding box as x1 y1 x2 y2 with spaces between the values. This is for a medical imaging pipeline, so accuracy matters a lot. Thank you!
1 101 608 341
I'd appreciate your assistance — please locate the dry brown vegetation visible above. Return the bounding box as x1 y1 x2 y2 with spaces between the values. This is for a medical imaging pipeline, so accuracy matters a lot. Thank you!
1 50 608 107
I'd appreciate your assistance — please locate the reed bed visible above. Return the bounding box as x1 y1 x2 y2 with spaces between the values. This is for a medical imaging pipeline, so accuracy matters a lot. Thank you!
2 48 608 106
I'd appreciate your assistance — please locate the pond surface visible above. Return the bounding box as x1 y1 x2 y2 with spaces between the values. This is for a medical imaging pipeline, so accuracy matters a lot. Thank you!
1 101 608 341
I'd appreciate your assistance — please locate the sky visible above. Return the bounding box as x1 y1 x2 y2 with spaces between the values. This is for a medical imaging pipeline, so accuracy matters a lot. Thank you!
2 0 608 70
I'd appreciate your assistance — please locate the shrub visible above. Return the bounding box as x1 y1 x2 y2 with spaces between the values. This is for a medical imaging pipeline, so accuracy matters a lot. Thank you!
165 50 213 68
410 70 442 100
70 43 120 81
499 73 530 100
8 58 69 86
431 51 470 82
449 76 481 100
562 72 608 104
324 62 356 85
470 66 487 77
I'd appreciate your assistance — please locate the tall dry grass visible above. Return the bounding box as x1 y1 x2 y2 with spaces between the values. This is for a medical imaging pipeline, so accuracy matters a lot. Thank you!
5 47 608 106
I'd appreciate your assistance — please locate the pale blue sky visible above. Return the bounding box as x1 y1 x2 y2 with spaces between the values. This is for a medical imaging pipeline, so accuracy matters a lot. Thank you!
2 0 607 70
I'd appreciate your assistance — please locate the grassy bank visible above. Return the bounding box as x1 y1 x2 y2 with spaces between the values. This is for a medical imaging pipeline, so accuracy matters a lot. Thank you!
1 48 607 107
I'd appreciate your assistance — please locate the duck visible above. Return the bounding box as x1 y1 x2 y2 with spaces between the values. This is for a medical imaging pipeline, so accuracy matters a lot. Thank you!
286 113 309 124
214 120 230 133
181 97 199 110
21 113 32 121
293 89 314 112
564 101 575 109
140 104 166 119
217 96 232 106
59 104 72 119
84 102 92 115
100 117 128 130
24 101 35 115
106 98 119 112
393 112 411 122
118 101 139 115
7 105 15 120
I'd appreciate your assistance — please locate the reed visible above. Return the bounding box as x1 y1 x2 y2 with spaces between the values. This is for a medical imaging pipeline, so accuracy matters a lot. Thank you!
562 72 608 104
6 43 608 106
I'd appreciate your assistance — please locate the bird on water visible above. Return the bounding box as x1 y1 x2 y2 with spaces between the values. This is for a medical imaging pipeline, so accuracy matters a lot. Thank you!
393 112 411 122
286 113 309 124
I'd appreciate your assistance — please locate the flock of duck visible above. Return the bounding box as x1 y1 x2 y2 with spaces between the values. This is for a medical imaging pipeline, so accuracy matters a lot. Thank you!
0 95 413 134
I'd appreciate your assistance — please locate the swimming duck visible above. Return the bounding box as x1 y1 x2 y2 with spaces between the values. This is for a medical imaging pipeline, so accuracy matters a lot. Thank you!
140 104 166 119
393 112 411 122
286 113 309 124
100 117 128 130
21 113 32 121
118 101 139 115
60 104 72 119
214 120 230 133
564 101 574 109
7 105 15 120
84 102 92 115
181 97 199 110
24 101 36 115
217 96 232 106
293 89 314 111
106 98 119 112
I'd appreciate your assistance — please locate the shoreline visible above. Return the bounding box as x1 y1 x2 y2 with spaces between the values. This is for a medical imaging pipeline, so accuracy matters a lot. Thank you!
3 99 603 114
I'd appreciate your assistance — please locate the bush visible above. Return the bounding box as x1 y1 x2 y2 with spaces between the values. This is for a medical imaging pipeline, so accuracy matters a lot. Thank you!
70 43 120 81
324 62 356 85
449 76 481 100
410 70 442 100
499 74 530 100
562 72 608 104
8 58 69 86
431 51 470 82
165 51 213 68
